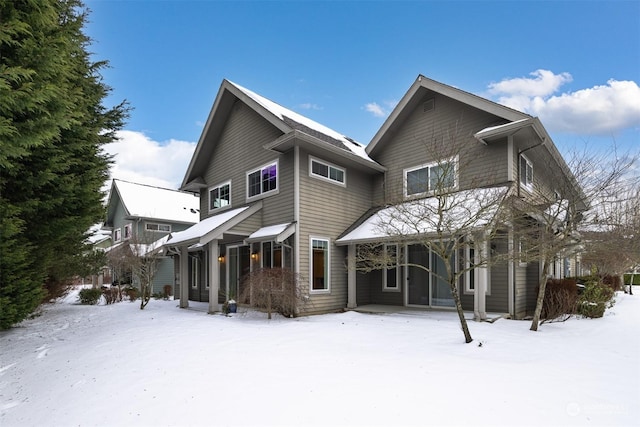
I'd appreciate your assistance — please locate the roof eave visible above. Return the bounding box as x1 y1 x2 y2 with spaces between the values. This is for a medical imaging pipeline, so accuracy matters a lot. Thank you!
367 75 529 155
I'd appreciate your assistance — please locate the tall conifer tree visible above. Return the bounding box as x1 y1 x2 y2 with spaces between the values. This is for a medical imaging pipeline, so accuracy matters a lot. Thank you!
0 0 128 329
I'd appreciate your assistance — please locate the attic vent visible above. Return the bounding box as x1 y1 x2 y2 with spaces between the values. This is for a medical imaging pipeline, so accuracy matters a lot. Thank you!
423 98 435 113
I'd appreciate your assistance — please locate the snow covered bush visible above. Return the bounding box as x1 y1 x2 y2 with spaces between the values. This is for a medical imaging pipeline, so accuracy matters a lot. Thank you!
78 288 102 305
578 281 615 318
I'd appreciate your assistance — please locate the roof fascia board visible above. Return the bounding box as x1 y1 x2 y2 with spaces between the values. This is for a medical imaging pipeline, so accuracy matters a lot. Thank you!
265 130 387 172
180 80 293 190
367 75 529 154
474 118 534 142
199 200 263 245
180 81 230 189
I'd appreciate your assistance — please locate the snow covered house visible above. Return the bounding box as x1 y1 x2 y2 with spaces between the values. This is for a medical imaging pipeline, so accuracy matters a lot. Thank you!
103 179 200 295
167 75 586 319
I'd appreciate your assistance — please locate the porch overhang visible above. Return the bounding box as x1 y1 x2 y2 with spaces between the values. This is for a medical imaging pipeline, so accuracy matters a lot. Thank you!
244 222 296 244
166 202 262 249
336 187 510 246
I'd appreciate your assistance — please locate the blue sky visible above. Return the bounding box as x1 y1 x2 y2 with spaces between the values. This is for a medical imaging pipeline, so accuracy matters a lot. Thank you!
84 0 640 189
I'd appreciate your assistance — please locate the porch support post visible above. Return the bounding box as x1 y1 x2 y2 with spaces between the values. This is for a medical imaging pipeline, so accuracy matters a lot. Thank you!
474 238 488 321
508 228 515 317
179 245 189 308
208 240 220 314
347 244 357 309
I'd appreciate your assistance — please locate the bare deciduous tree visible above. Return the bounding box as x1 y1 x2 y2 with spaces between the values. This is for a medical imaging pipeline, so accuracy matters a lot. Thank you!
240 268 306 319
106 231 165 310
511 145 637 331
352 130 509 344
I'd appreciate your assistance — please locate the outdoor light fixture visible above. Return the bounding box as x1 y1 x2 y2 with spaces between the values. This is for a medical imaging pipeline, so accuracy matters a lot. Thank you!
218 255 225 263
251 252 259 260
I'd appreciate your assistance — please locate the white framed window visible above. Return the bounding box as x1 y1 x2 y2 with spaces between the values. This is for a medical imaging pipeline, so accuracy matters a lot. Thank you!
204 255 209 289
310 238 329 293
191 256 199 289
518 239 528 266
309 156 346 186
464 244 475 293
404 157 457 197
520 154 533 191
383 244 400 292
209 181 231 211
145 222 171 233
114 228 122 243
123 223 133 240
247 160 278 199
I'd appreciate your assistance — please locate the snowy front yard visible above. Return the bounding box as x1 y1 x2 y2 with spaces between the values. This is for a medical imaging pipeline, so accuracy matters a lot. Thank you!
1 289 638 427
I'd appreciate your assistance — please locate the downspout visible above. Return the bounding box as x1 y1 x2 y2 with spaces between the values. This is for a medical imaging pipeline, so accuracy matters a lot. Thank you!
294 145 300 277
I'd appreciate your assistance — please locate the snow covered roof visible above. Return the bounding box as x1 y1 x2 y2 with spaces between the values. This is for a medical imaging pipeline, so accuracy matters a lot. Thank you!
167 202 262 247
132 235 171 257
244 223 296 244
336 187 511 245
86 223 111 245
228 81 378 164
474 118 533 142
109 180 200 224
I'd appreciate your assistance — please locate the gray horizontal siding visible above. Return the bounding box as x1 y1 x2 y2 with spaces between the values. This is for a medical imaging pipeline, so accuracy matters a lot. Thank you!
201 101 286 219
371 92 510 203
152 257 174 295
298 148 376 313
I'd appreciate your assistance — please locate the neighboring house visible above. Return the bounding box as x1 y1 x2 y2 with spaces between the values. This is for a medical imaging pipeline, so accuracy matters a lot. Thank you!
104 179 200 295
167 75 585 319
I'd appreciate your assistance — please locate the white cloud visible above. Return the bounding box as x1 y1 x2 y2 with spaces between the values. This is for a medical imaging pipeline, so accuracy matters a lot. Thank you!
103 130 196 190
365 102 386 117
487 70 640 136
488 69 573 98
299 103 322 111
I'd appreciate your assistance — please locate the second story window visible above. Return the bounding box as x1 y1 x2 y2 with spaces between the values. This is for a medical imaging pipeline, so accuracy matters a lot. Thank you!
114 228 122 243
247 161 278 199
209 181 231 211
404 158 457 197
520 154 533 190
310 157 345 185
123 223 132 240
146 223 171 233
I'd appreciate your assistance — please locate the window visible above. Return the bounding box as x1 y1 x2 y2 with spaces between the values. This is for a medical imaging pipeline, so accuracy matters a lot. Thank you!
310 157 345 185
404 158 457 197
311 238 329 292
145 223 171 233
209 181 231 211
247 161 278 199
262 241 283 269
190 256 199 289
520 154 533 190
464 245 475 293
123 223 132 240
383 244 400 291
114 228 122 243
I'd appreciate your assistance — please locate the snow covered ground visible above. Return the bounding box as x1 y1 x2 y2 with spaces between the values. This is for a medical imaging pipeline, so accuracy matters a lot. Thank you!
1 288 638 427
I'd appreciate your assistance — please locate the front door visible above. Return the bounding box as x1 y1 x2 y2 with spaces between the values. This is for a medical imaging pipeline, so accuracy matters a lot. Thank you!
227 245 251 301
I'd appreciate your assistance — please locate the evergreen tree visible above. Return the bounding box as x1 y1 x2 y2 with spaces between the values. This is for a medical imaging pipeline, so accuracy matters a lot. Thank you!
0 0 128 329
